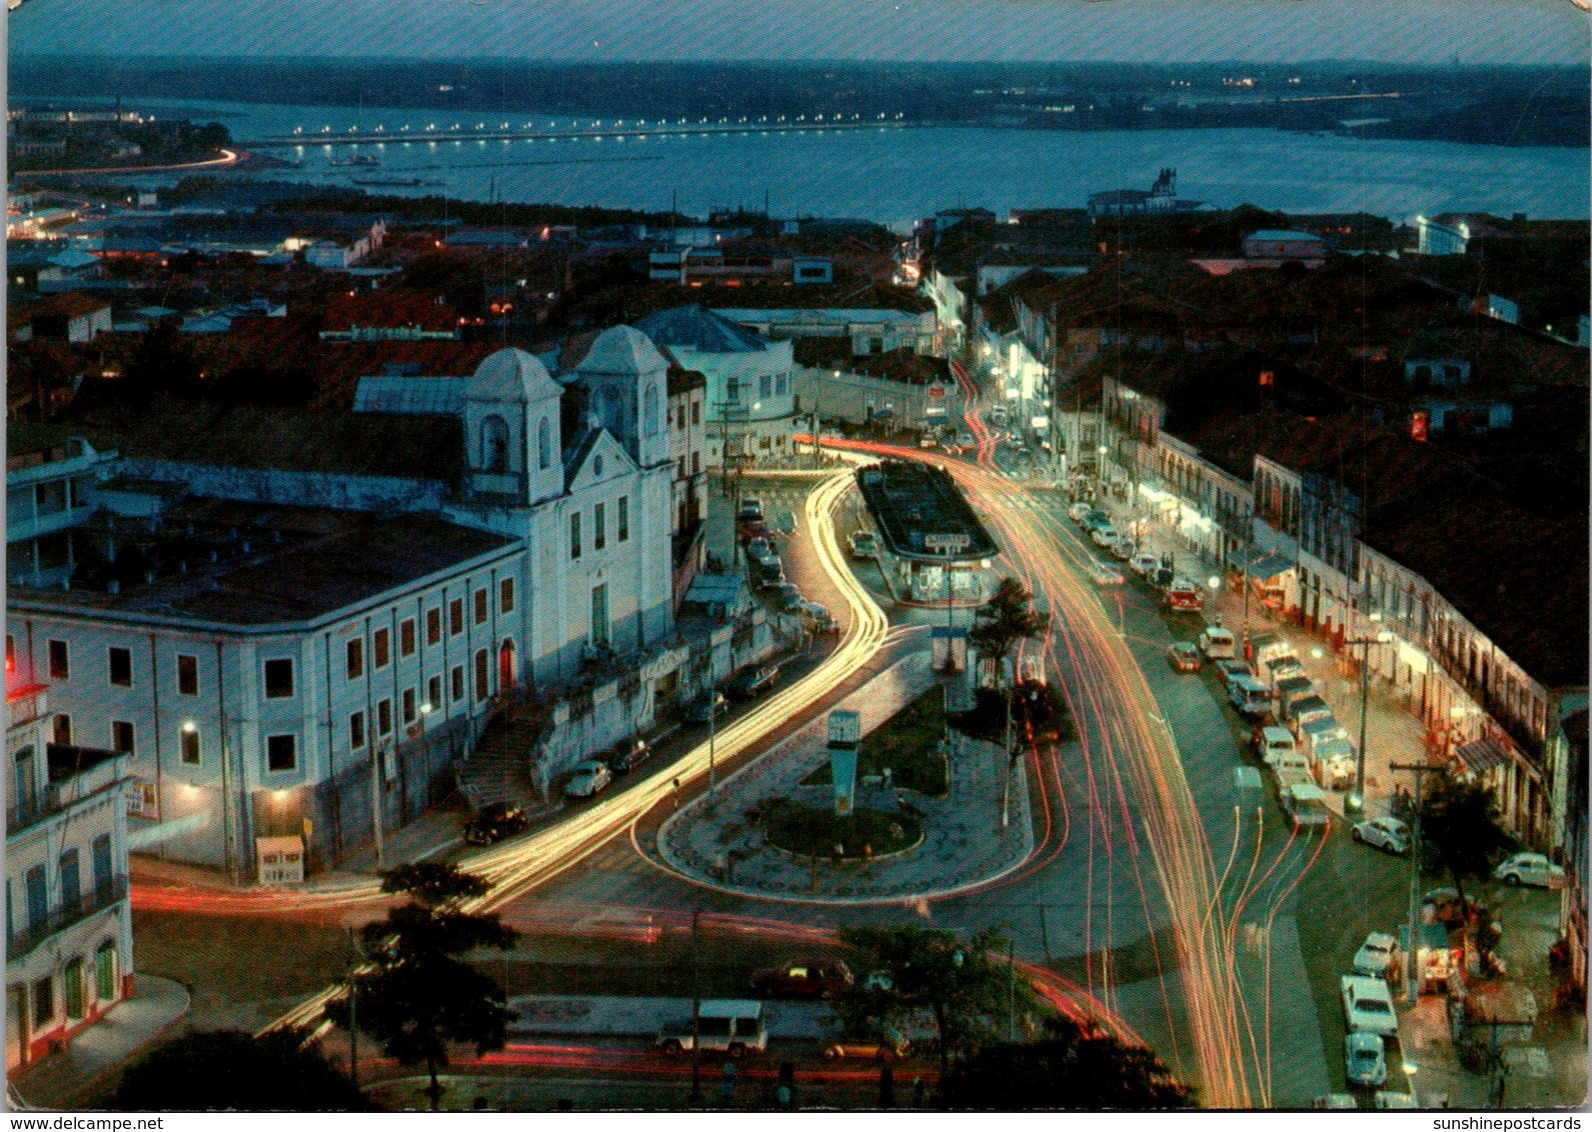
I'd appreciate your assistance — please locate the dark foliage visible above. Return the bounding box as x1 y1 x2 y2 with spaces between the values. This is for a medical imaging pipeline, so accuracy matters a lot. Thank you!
111 1029 373 1112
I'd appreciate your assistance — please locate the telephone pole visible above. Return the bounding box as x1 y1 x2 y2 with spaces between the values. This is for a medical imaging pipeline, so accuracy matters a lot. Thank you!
1391 761 1442 1005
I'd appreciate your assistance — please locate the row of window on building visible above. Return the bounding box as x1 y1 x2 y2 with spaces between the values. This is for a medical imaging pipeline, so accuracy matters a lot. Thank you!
9 577 518 698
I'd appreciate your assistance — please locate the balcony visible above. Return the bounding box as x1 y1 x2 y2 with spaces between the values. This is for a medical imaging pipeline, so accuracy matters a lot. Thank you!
6 745 124 835
7 873 129 959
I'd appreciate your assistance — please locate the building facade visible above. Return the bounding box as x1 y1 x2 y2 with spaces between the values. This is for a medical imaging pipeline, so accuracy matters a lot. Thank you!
6 683 134 1072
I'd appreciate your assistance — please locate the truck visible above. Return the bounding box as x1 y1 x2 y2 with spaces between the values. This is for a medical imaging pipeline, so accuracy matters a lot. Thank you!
657 999 768 1058
1288 695 1336 735
1275 675 1316 717
1281 782 1331 833
1248 631 1292 667
1261 652 1304 688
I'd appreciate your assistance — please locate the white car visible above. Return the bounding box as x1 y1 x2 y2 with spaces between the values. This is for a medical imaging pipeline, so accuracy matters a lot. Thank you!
1352 816 1409 855
1129 552 1159 578
563 759 613 799
1340 975 1399 1037
1068 502 1095 524
1091 527 1124 552
1351 931 1399 978
848 530 880 559
1345 1031 1388 1088
1493 851 1565 888
1086 559 1125 585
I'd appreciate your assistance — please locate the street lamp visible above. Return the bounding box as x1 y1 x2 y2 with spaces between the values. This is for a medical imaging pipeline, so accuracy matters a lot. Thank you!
1344 617 1394 816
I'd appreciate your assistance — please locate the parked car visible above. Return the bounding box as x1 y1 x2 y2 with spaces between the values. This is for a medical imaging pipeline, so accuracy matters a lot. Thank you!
606 738 652 774
728 664 781 698
1198 626 1237 660
1345 1031 1388 1088
1130 551 1160 578
1090 525 1122 550
738 498 765 523
1312 1094 1359 1110
737 518 772 543
1315 737 1357 791
1216 658 1253 687
1166 642 1202 672
747 536 775 561
686 691 728 723
462 801 529 845
848 530 880 559
1254 725 1296 767
750 959 853 999
564 759 613 799
1352 816 1409 854
1082 509 1111 531
765 582 803 611
1086 558 1125 585
1493 851 1565 888
1109 537 1136 561
956 431 976 448
1069 502 1095 524
1352 931 1400 977
1340 975 1399 1037
797 601 839 633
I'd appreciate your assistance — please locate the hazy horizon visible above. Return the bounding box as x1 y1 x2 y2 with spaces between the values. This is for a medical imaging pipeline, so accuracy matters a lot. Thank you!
10 0 1588 66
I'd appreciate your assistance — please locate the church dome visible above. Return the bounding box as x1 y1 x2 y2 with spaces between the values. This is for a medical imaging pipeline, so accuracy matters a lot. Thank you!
575 324 671 375
468 347 562 402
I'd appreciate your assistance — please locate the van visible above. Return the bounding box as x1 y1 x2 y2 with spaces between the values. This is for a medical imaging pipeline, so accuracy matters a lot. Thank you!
1199 626 1236 660
1227 673 1272 716
657 998 768 1057
1281 782 1330 833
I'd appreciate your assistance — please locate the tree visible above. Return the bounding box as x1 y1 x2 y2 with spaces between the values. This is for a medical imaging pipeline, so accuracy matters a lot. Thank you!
939 1015 1193 1110
968 578 1051 685
833 923 1032 1080
112 1028 374 1111
326 862 518 1110
968 578 1052 825
1419 773 1515 953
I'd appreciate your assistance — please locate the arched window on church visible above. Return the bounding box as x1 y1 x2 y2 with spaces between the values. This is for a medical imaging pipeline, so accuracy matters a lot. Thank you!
643 384 660 437
537 417 551 470
481 415 510 472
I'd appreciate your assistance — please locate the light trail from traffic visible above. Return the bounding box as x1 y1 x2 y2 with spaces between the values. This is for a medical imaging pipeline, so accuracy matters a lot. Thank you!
263 467 891 1037
826 431 1261 1107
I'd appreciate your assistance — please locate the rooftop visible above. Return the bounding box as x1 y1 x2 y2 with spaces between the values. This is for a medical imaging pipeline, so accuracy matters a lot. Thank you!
14 396 461 481
9 504 516 628
634 304 769 354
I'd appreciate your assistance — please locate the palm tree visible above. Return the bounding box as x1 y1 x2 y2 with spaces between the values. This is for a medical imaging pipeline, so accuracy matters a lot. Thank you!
968 578 1051 826
1420 773 1514 966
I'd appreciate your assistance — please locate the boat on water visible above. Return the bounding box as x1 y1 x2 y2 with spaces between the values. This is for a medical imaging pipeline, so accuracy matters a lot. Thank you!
328 153 380 167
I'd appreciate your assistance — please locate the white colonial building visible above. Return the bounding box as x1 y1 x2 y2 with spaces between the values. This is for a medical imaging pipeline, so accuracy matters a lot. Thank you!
7 681 135 1072
5 331 700 879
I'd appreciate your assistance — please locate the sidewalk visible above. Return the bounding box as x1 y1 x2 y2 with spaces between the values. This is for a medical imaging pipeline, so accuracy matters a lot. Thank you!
10 975 190 1111
1098 502 1425 823
654 651 1033 904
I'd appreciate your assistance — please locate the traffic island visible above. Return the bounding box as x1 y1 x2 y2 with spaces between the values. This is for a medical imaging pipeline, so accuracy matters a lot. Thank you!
652 652 1036 905
761 800 925 861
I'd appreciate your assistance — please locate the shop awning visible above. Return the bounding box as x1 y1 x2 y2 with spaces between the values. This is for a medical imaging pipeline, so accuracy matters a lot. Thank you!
1243 552 1296 581
1453 736 1511 777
